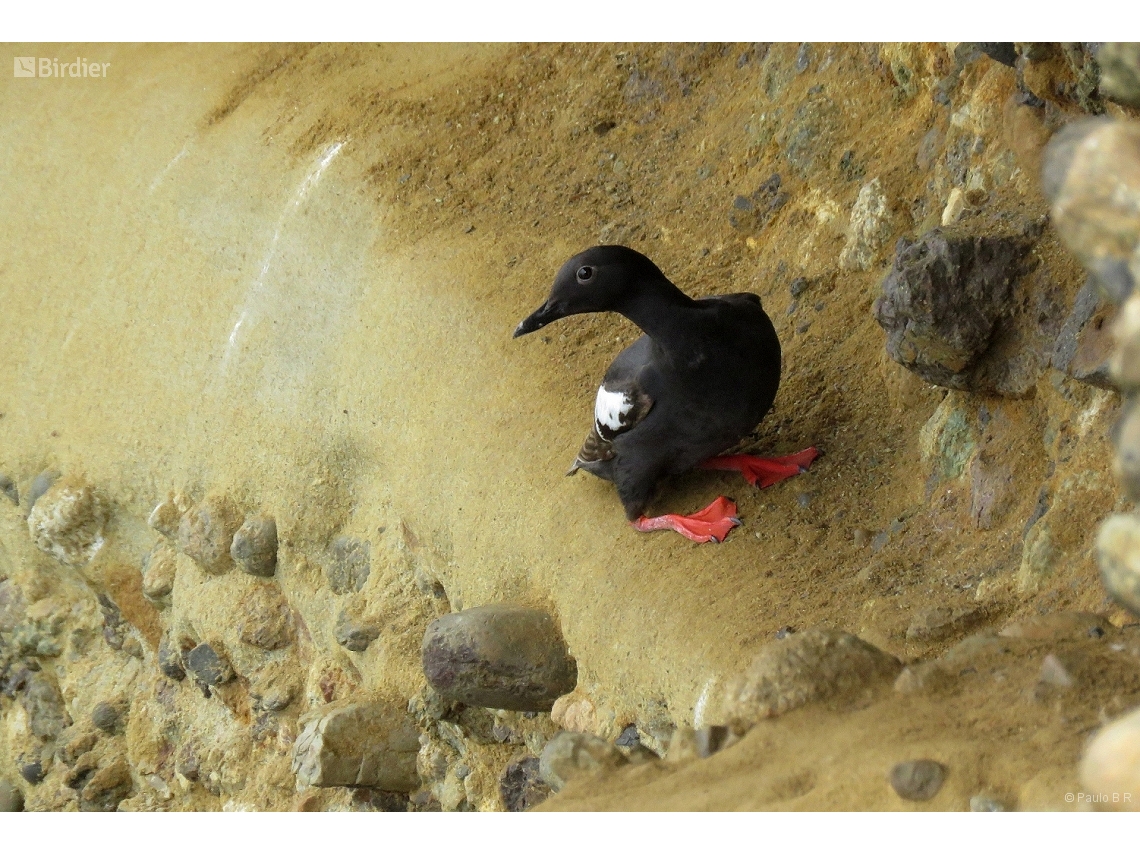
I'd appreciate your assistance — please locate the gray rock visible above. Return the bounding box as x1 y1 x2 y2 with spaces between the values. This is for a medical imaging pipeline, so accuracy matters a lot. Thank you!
422 604 578 712
778 88 840 179
539 731 627 791
970 794 1006 811
230 515 277 577
890 759 947 801
22 672 70 739
140 541 177 606
1047 119 1140 303
184 643 234 687
615 724 640 747
721 628 901 725
0 779 24 812
335 612 380 653
19 757 46 785
499 756 551 811
1051 278 1116 388
26 469 59 509
292 698 420 791
795 42 813 74
1112 398 1140 501
976 43 1017 67
873 227 1034 390
91 701 124 734
157 634 186 681
1098 43 1140 109
327 536 370 594
237 585 293 650
27 476 106 567
1096 513 1140 617
177 495 243 574
0 474 17 505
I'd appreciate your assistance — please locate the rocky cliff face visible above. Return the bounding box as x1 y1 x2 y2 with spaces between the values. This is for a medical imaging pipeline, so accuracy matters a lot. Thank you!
2 42 1139 812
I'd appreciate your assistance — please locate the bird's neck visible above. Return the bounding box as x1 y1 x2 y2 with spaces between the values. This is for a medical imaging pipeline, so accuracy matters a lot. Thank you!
615 275 699 343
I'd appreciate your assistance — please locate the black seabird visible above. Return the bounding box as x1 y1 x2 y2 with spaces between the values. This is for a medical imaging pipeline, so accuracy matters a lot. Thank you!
514 245 818 543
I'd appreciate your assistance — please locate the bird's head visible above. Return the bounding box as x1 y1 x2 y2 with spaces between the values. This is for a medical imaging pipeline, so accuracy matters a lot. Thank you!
513 245 664 338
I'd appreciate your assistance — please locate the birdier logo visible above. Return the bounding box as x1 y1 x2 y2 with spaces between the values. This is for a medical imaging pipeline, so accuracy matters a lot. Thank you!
13 56 110 78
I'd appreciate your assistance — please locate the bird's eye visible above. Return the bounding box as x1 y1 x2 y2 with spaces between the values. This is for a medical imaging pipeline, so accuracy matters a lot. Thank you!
576 266 595 283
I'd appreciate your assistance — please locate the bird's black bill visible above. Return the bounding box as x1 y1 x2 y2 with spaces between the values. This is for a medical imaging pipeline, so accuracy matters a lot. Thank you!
513 300 563 338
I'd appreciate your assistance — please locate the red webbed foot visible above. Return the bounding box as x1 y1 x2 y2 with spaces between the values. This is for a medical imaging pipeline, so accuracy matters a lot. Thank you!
631 496 741 544
700 446 820 488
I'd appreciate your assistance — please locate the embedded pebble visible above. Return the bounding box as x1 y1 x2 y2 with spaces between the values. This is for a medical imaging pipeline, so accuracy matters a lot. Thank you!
615 725 640 747
941 188 966 226
1051 277 1116 388
422 604 578 712
499 756 551 812
970 794 1006 811
1098 42 1140 109
26 469 59 508
19 758 46 785
230 515 278 577
26 475 106 567
720 628 901 726
157 634 187 681
890 759 947 801
334 611 380 653
839 177 892 271
237 585 293 650
292 698 420 790
140 541 177 606
873 226 1034 390
551 693 598 733
147 492 191 539
538 731 627 791
91 701 124 734
1098 513 1140 617
0 779 23 812
177 495 243 574
0 474 17 504
250 662 300 712
184 643 234 687
1079 705 1140 811
1047 119 1140 303
326 536 371 594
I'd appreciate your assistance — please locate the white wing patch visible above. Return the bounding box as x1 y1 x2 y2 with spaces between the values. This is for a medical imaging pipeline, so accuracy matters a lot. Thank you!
595 385 634 433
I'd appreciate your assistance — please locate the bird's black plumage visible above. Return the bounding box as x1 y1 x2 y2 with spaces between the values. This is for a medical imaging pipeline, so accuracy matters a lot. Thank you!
515 245 782 520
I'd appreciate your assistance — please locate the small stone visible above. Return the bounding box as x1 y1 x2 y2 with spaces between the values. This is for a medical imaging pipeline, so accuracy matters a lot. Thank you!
1047 119 1140 303
335 611 380 653
157 634 187 681
795 42 813 74
999 611 1114 640
147 492 191 539
778 89 840 179
890 759 947 801
327 536 371 594
26 475 106 567
422 604 578 712
941 188 967 226
230 515 278 577
970 794 1006 811
177 495 243 574
1079 705 1140 811
91 701 124 733
0 474 17 504
0 779 23 812
790 276 810 298
1098 43 1140 109
26 469 59 508
839 177 893 271
292 698 421 791
615 725 640 747
551 693 598 733
775 625 796 639
184 643 234 687
906 606 985 642
140 541 177 606
873 227 1034 390
250 661 300 712
1038 653 1075 688
499 756 551 811
538 731 627 791
237 585 293 650
1051 278 1116 388
720 629 901 726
